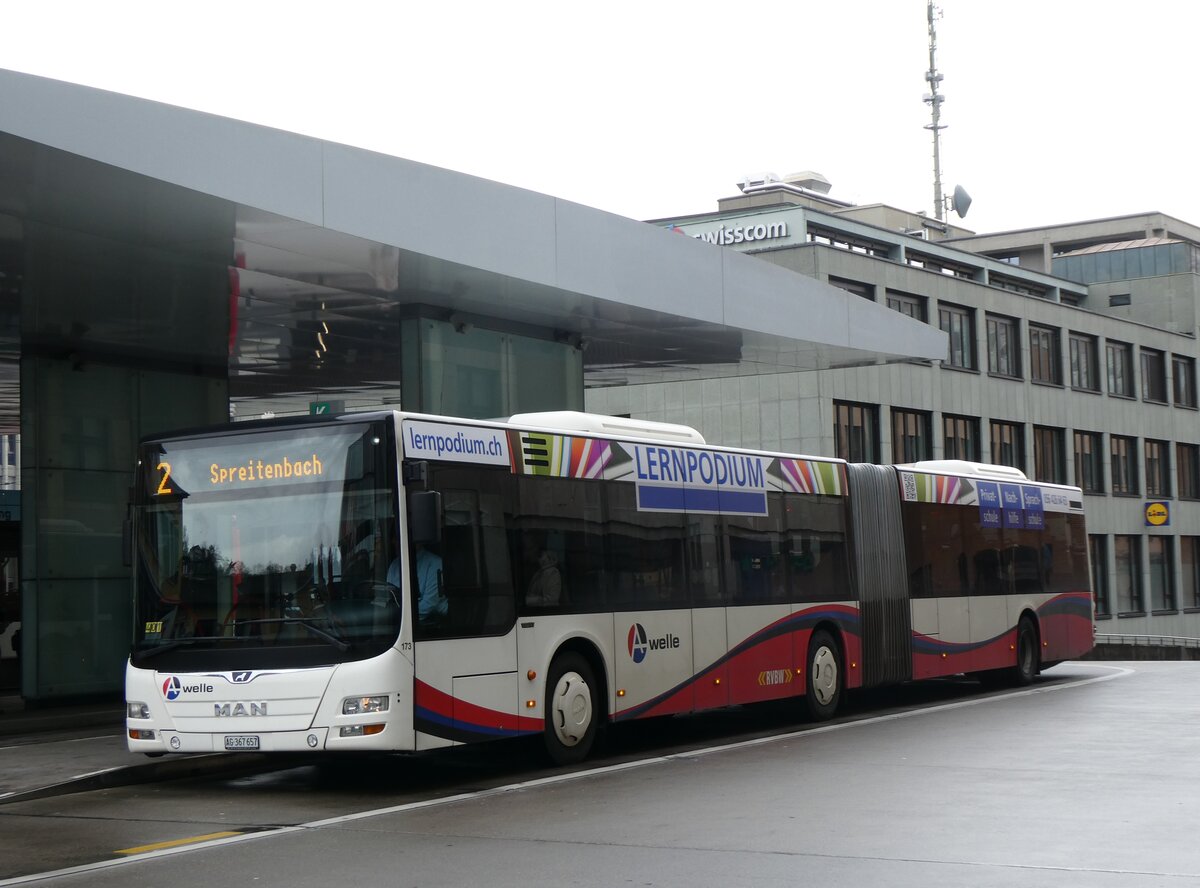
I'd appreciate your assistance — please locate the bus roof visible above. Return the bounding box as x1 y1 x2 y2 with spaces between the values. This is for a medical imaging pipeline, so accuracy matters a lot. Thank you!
901 460 1029 482
507 411 706 445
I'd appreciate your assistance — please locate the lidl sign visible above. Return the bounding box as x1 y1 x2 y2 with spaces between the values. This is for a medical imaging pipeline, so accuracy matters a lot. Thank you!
1145 501 1170 527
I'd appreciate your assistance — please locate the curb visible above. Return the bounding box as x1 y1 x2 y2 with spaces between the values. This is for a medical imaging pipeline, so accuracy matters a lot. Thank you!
0 711 123 738
0 751 313 806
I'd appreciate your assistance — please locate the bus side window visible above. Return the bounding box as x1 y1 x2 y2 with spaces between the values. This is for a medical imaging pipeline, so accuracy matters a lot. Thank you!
786 494 849 603
603 482 686 610
513 475 606 614
418 467 515 639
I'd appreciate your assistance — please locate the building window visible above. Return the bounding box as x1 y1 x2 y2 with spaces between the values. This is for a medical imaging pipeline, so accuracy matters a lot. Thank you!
1110 435 1138 495
1109 293 1131 307
1144 439 1170 498
1182 536 1200 609
1073 431 1105 494
886 290 926 321
1106 340 1134 397
938 303 976 370
1033 426 1065 484
1090 535 1109 617
990 420 1025 470
1173 355 1197 408
1114 535 1142 614
1149 536 1175 612
1068 333 1100 392
943 414 980 462
1178 444 1200 500
1029 324 1062 385
834 401 879 463
986 315 1021 378
829 277 875 301
1140 348 1168 403
892 408 932 463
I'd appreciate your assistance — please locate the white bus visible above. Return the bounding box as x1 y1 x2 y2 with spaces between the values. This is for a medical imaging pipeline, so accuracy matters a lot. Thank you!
125 410 1094 764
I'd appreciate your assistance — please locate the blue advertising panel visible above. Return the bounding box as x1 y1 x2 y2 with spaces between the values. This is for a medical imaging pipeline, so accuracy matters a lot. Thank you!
1021 485 1045 530
977 481 1002 528
1000 483 1024 529
631 444 769 517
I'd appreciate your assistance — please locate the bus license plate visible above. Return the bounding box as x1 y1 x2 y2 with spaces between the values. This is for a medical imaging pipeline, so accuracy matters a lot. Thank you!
224 735 260 751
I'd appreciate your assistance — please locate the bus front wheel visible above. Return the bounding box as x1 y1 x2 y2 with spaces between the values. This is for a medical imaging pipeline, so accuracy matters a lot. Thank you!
804 629 842 721
543 652 598 766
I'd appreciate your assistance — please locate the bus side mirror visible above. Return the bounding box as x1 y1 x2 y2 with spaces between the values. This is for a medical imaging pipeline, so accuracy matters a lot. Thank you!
410 491 442 545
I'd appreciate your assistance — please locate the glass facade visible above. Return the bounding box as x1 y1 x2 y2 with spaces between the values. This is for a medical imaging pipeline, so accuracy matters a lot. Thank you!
1053 241 1198 284
6 143 234 698
0 133 588 699
403 319 582 419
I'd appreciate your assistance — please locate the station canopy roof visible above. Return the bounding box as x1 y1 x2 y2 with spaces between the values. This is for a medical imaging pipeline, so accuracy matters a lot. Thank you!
0 69 945 423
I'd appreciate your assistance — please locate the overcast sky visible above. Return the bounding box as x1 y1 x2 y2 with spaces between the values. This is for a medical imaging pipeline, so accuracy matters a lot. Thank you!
5 1 1195 235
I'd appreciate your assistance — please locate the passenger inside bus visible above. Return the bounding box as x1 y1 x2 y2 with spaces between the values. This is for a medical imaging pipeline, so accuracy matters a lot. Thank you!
523 533 562 608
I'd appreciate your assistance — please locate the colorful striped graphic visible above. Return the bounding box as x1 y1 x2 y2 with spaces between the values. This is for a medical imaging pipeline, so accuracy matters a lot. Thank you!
511 431 613 478
775 458 845 495
906 471 967 504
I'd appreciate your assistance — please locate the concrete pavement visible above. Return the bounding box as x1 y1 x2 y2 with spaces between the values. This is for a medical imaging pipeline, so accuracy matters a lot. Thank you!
0 695 275 804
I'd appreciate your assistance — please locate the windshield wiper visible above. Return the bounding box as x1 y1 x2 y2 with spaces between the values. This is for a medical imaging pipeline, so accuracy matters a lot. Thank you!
135 635 229 660
235 617 350 651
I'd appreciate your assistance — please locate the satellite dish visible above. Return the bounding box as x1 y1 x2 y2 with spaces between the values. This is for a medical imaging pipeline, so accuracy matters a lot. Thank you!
951 184 972 219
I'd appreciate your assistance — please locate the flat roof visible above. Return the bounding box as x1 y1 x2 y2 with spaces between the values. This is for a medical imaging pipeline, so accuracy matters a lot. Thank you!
0 69 945 417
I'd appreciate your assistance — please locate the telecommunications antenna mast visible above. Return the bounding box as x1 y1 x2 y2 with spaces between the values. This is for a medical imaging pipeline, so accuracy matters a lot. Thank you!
924 1 947 221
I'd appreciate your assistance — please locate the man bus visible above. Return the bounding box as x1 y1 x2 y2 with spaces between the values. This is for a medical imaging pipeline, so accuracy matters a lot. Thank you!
126 410 1093 764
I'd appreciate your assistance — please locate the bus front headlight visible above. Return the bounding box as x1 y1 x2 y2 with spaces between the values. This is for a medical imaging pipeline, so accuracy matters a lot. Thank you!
342 695 389 715
127 701 151 720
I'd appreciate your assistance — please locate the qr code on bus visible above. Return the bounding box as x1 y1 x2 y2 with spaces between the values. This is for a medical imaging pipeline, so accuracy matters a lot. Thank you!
901 472 917 501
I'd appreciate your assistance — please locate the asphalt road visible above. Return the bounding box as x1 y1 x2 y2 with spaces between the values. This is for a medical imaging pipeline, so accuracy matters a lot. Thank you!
1 661 1195 887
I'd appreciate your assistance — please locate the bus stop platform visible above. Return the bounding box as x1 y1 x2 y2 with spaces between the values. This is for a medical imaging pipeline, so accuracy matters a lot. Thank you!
0 694 271 805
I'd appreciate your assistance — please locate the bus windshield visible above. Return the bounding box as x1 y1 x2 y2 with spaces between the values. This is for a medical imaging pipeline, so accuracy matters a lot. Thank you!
130 420 400 669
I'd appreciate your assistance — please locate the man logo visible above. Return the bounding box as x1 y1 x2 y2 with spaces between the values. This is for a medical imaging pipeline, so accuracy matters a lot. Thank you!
627 623 649 663
231 671 253 683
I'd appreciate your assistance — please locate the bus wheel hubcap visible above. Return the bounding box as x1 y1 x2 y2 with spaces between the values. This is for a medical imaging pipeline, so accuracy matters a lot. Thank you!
551 671 592 747
811 646 837 705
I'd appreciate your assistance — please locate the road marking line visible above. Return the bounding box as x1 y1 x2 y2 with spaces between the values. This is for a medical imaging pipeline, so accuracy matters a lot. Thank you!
0 663 1133 886
0 735 115 752
70 768 119 780
116 831 243 855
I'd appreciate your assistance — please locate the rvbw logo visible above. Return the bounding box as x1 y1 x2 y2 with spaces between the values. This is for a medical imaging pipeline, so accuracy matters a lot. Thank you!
626 623 680 663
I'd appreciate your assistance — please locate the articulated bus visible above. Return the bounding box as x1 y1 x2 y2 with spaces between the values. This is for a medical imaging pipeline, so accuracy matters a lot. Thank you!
126 410 1094 764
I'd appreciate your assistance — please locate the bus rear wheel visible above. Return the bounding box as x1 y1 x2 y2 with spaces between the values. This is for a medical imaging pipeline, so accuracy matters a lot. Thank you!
979 616 1040 688
543 652 598 766
1013 617 1039 686
804 629 842 721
